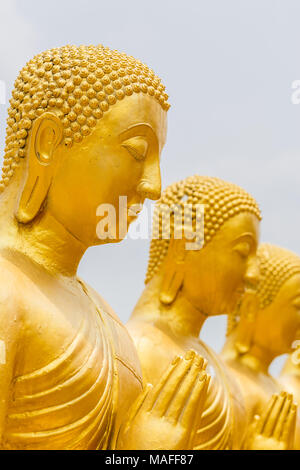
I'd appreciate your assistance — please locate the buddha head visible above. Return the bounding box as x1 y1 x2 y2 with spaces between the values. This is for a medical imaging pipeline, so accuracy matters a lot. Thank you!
1 45 169 247
227 244 300 356
145 175 261 316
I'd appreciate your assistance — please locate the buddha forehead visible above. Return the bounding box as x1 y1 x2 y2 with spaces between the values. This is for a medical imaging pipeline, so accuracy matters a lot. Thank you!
212 211 260 245
89 93 168 146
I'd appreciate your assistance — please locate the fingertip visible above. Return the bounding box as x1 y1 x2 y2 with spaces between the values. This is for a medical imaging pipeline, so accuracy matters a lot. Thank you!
172 355 181 366
200 371 211 390
198 370 206 381
185 349 196 361
194 354 204 368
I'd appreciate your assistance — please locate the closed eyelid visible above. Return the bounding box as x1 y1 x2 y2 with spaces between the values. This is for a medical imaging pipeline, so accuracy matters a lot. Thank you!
121 136 149 161
234 241 251 255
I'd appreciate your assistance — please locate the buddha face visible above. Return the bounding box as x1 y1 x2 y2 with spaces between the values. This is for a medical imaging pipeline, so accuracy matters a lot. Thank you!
181 212 260 316
45 93 167 246
255 273 300 355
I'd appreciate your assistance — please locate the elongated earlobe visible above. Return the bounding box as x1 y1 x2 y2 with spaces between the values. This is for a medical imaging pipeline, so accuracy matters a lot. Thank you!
15 113 63 224
235 290 259 354
159 239 185 305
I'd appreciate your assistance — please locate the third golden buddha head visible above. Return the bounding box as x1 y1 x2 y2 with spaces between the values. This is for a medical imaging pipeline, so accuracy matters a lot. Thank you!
228 243 300 356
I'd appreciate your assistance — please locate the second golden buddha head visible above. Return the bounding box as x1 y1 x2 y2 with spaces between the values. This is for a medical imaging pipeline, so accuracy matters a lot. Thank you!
1 44 169 246
146 175 261 316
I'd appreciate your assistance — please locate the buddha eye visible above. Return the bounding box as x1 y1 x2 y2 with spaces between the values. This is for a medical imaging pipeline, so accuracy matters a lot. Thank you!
234 241 251 259
121 136 148 162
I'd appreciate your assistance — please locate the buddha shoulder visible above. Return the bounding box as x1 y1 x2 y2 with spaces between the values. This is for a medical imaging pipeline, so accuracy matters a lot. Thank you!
127 319 184 384
0 258 106 376
0 254 25 319
0 255 31 374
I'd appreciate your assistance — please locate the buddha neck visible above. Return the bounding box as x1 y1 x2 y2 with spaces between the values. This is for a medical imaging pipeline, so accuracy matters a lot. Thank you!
0 181 87 278
131 273 208 339
224 330 276 375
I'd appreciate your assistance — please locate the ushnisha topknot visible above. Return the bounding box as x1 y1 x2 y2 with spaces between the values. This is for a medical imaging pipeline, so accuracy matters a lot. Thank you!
145 175 261 284
1 44 170 191
257 243 300 309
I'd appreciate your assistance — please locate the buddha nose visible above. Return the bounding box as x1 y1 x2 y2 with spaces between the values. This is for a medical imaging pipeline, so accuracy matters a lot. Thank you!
244 256 260 289
137 161 161 201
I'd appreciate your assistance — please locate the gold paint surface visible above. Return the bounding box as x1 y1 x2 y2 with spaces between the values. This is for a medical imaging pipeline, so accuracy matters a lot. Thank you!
222 243 300 449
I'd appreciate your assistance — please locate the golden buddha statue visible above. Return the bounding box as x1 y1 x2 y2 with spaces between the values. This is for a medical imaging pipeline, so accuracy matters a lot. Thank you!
128 175 267 449
221 243 300 449
0 44 210 450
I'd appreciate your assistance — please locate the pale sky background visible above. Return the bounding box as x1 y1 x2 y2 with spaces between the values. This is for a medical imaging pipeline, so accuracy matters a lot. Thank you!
1 0 300 376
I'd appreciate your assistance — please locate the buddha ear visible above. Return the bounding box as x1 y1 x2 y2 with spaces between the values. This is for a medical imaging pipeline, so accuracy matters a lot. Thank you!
15 112 63 224
159 238 186 305
235 290 259 354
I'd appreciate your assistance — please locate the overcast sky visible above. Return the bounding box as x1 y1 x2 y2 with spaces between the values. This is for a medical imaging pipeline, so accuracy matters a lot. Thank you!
1 0 299 375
